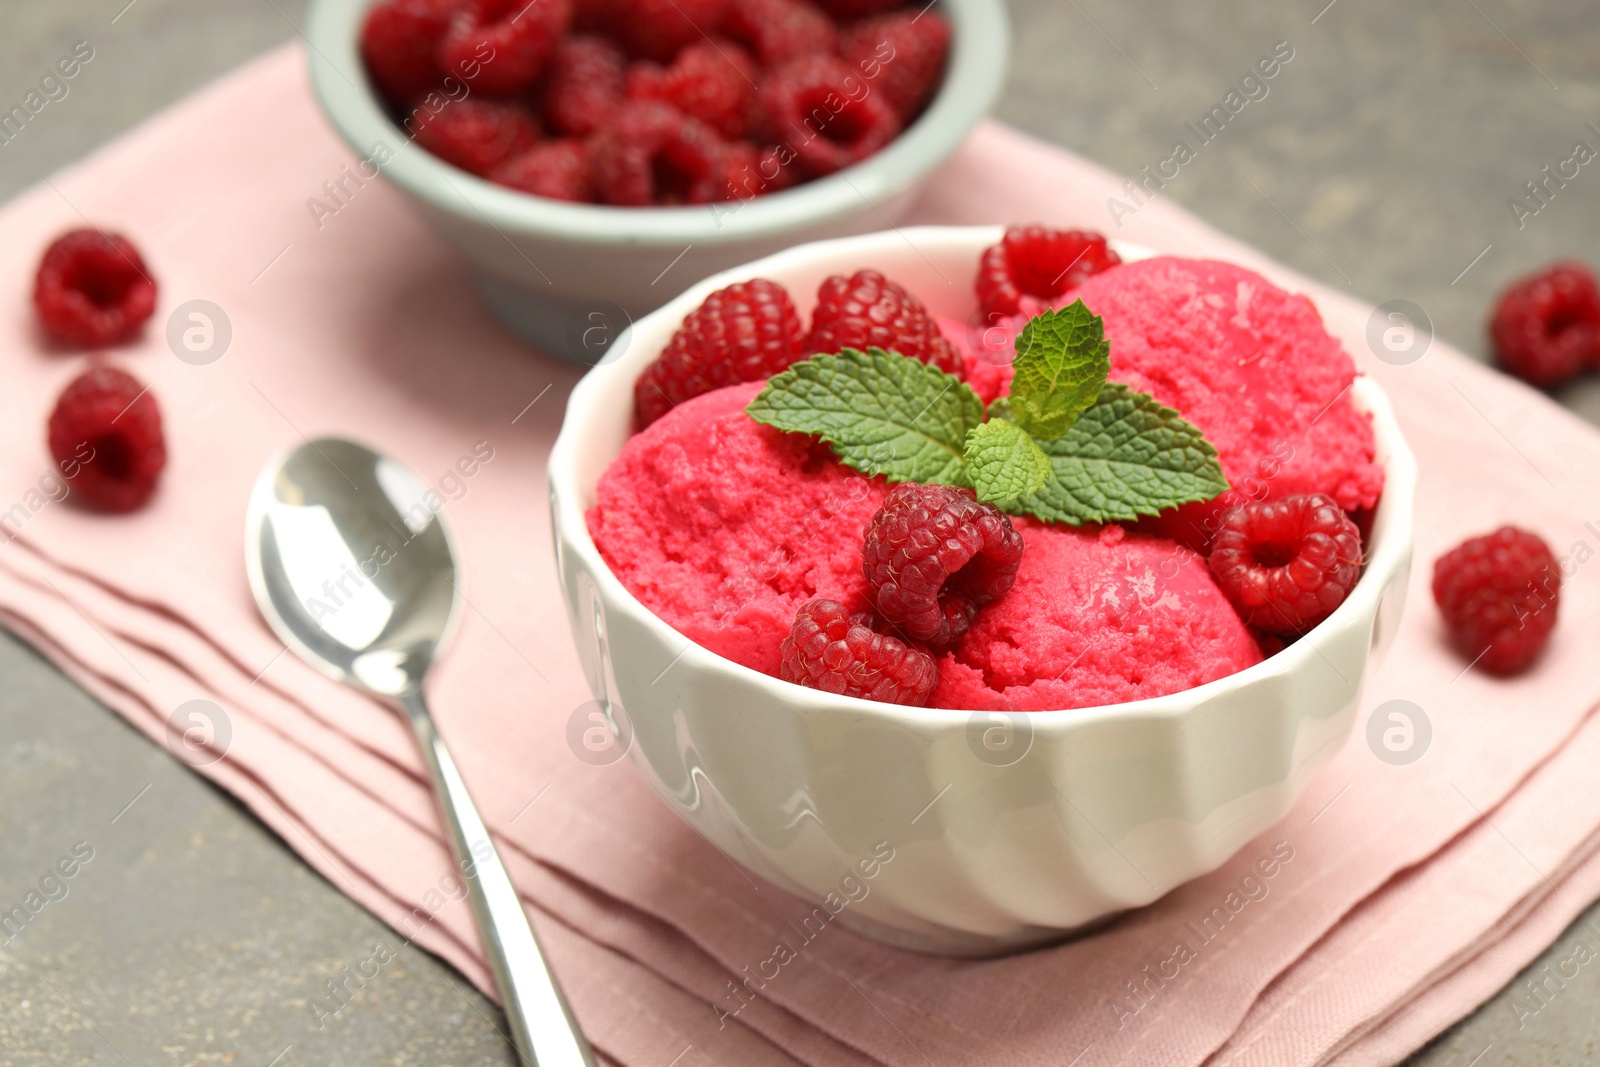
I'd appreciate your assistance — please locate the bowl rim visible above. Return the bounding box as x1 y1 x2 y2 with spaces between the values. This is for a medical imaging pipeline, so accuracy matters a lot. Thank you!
303 0 1011 248
549 225 1420 732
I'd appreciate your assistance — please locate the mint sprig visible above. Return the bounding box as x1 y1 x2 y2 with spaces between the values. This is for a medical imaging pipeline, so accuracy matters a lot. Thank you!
1006 384 1229 524
1009 303 1111 438
745 307 1229 525
744 347 983 486
965 418 1050 503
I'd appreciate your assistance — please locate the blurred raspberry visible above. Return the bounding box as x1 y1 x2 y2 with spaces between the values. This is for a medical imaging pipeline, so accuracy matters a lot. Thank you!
607 0 733 61
626 40 758 140
862 483 1024 646
1489 261 1600 387
779 598 938 706
33 229 158 348
437 0 571 97
720 0 836 68
805 268 963 375
1208 494 1363 636
812 0 902 19
409 98 540 175
540 35 626 136
360 0 463 101
491 140 594 200
48 365 166 513
761 56 900 177
975 226 1122 319
1433 526 1560 675
590 101 728 205
635 278 805 425
840 10 949 121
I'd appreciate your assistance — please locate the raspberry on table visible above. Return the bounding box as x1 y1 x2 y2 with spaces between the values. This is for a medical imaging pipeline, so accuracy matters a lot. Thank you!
408 98 540 176
720 0 836 69
760 56 901 178
491 139 594 201
540 35 626 137
805 268 963 375
607 0 734 61
590 101 727 205
437 0 571 97
1208 494 1363 636
1432 526 1560 675
33 229 159 349
779 598 938 706
862 483 1025 646
635 278 805 426
48 366 167 514
360 0 462 101
975 226 1122 320
839 11 949 122
1489 261 1600 388
625 40 759 140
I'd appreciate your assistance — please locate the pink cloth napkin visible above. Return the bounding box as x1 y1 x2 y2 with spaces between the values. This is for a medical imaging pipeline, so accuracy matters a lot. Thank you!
9 43 1600 1066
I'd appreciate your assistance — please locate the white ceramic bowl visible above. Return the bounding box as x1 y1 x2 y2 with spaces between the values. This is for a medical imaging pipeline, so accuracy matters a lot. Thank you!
548 227 1417 955
304 0 1009 359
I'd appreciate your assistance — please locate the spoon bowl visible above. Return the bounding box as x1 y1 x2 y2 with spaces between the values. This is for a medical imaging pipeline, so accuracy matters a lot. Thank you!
247 438 460 697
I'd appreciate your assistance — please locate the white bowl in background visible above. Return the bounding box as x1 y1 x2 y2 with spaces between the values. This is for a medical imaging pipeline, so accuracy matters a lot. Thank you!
548 227 1417 955
304 0 1010 360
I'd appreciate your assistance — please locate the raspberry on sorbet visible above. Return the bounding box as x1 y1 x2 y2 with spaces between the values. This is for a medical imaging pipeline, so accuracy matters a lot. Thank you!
862 483 1025 646
805 268 963 375
1208 494 1363 636
779 598 938 705
634 278 805 426
975 226 1121 320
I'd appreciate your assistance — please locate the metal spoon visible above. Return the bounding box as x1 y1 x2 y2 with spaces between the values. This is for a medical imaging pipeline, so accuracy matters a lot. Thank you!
245 437 595 1067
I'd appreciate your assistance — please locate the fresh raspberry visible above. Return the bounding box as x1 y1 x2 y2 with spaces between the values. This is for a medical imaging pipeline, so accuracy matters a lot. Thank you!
33 229 158 349
975 227 1122 320
862 483 1024 646
779 598 938 706
47 366 166 514
491 139 594 200
590 101 727 205
1432 527 1560 675
635 278 805 426
408 98 540 176
540 35 625 136
761 56 900 177
1489 262 1600 387
812 0 902 19
608 0 734 61
839 11 949 121
360 0 462 101
720 0 836 68
805 269 963 375
1208 494 1363 636
625 40 758 140
437 0 571 97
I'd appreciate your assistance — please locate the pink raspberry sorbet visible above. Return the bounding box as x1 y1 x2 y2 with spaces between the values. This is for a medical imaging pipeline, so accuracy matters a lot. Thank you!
587 381 1263 711
947 256 1384 550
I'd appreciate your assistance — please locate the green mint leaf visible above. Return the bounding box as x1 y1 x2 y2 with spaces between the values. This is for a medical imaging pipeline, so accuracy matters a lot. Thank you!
1005 383 1230 525
745 348 983 486
965 418 1051 504
1008 300 1111 439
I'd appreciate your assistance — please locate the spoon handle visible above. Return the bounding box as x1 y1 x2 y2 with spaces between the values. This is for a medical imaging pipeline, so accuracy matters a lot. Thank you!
401 690 597 1067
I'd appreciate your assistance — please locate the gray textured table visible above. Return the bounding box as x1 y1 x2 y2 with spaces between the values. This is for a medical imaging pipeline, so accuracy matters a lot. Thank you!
2 1 1598 1063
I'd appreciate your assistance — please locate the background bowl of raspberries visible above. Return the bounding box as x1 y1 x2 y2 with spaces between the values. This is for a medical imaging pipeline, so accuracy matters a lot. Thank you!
305 0 1008 358
548 225 1418 954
